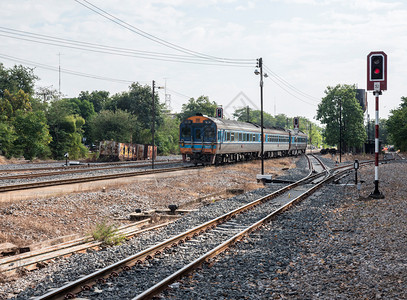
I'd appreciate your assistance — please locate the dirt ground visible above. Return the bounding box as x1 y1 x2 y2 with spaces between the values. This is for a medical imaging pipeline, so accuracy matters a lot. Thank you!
0 152 403 249
0 157 296 248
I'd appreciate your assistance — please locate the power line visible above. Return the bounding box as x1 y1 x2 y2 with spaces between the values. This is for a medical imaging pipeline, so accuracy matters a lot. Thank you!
73 0 255 64
0 53 137 84
264 64 320 102
265 75 317 106
0 53 194 104
0 27 253 67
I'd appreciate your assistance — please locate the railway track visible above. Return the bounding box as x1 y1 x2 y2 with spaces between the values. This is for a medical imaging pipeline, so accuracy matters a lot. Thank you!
0 160 183 180
0 218 180 277
34 154 364 300
0 165 196 193
0 159 183 174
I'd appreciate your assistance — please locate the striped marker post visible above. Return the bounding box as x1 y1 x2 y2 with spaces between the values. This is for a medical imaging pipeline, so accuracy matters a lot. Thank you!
370 90 384 199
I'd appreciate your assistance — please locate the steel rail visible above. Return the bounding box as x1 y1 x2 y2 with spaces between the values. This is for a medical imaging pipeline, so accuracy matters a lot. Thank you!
36 155 315 300
0 220 182 275
0 166 198 193
0 160 183 180
132 162 356 300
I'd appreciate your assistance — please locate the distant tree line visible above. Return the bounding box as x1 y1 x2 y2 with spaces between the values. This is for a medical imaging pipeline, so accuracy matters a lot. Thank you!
0 63 180 160
0 63 339 161
316 84 406 152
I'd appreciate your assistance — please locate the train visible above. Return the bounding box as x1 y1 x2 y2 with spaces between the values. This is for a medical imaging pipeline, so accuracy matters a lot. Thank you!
98 140 157 161
179 114 307 165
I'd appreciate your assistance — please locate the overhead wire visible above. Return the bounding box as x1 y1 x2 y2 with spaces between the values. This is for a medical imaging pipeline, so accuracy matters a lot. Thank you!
73 0 255 64
0 53 193 103
0 53 137 84
0 27 252 67
264 65 320 102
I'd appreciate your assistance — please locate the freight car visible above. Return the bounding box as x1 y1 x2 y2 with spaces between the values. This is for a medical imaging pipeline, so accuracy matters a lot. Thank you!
98 140 157 161
179 114 307 165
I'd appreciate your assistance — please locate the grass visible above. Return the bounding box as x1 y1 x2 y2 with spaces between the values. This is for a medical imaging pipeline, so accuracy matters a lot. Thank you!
90 220 125 246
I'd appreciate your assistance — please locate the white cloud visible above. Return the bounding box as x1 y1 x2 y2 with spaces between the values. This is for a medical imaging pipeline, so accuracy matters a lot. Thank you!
236 1 256 11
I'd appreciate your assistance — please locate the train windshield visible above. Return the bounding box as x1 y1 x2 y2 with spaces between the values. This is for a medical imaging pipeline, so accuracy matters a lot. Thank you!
181 126 191 138
180 121 192 140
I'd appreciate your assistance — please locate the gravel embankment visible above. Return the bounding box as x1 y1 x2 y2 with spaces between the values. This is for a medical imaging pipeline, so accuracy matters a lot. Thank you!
164 159 407 299
1 155 406 299
0 156 297 298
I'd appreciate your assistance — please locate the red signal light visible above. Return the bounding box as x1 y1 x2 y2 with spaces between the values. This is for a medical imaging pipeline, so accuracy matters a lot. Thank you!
367 51 387 91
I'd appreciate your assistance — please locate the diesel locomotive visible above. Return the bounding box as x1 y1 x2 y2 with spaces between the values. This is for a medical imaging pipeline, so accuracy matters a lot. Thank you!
179 114 307 165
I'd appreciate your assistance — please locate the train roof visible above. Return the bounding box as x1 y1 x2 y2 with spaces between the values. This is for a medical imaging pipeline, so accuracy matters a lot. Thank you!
184 115 289 134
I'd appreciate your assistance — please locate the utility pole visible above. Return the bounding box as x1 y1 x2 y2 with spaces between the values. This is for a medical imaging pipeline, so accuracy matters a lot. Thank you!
254 58 271 182
339 97 342 163
258 58 265 175
58 53 62 97
309 122 312 153
151 81 164 169
152 80 156 170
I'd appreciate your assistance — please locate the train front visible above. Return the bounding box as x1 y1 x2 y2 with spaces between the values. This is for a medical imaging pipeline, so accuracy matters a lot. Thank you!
179 115 217 165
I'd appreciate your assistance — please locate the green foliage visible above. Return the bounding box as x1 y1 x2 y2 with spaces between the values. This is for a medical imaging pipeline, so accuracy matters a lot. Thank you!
59 97 96 144
12 110 52 160
0 122 17 158
366 118 388 144
3 89 32 113
387 97 407 151
233 108 275 127
78 90 110 113
308 123 323 148
0 63 38 98
90 220 125 246
47 100 88 159
109 83 163 130
155 115 181 155
89 109 138 143
178 96 218 120
0 97 13 121
316 84 367 150
0 64 50 159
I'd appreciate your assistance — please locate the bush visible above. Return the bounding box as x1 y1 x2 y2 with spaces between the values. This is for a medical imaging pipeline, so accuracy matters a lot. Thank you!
90 220 125 246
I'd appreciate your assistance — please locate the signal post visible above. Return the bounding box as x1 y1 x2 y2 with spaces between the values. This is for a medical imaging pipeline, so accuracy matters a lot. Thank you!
367 51 387 199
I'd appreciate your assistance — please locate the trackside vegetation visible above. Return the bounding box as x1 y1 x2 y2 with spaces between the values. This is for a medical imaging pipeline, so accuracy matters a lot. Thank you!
0 63 355 161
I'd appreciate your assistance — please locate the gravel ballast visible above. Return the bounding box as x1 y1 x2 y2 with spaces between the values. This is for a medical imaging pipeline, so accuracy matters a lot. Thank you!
1 154 406 299
164 159 407 299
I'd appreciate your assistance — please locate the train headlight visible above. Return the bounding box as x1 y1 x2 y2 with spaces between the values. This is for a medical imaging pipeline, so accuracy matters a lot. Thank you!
181 139 185 147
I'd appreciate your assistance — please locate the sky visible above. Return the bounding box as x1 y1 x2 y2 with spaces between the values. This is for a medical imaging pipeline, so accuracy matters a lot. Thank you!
1 0 406 124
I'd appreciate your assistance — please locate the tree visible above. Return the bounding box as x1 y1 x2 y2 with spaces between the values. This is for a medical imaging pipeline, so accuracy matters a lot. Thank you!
0 122 16 158
316 84 366 151
366 118 388 144
178 96 218 120
3 89 32 113
61 97 96 144
12 110 52 160
78 90 110 113
155 115 181 155
0 63 38 98
109 83 163 130
387 97 407 151
47 100 88 159
89 109 138 143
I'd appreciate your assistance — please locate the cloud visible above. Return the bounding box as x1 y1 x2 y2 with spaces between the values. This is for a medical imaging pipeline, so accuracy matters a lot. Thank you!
236 1 256 11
